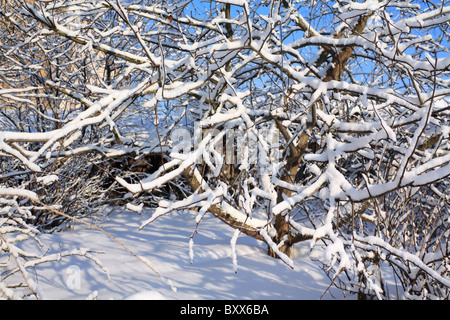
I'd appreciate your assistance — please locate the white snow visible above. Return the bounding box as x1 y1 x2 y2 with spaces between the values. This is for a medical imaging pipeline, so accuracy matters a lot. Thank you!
124 290 168 300
36 175 59 186
126 203 144 213
14 208 348 300
0 187 40 202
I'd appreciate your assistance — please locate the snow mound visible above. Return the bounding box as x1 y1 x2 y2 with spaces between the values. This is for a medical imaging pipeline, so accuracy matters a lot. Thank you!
125 290 168 300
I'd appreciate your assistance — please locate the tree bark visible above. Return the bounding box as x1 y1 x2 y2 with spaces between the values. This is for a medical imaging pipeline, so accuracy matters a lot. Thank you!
268 213 293 258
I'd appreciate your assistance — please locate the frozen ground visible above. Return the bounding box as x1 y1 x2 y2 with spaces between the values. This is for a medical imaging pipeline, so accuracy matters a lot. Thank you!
19 208 349 300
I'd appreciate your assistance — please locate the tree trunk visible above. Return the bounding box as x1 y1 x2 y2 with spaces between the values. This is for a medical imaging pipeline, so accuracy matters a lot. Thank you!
268 213 293 258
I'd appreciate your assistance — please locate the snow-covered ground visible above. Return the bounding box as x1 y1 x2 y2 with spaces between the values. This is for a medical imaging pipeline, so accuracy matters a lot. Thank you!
18 208 349 300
